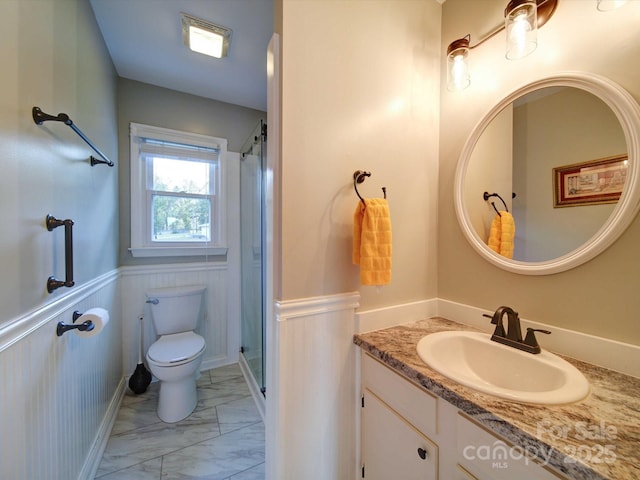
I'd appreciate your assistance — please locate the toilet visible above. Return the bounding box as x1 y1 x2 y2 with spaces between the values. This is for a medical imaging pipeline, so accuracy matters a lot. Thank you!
145 285 206 423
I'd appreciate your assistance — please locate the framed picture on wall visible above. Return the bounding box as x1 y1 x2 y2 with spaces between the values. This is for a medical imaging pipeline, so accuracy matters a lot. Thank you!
553 154 628 207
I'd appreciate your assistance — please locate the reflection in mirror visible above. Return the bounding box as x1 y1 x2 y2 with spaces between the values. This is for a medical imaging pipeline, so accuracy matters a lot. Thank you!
465 87 627 262
454 73 640 275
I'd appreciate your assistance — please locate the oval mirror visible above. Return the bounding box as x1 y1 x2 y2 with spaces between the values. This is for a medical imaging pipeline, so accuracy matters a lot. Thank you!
454 73 640 275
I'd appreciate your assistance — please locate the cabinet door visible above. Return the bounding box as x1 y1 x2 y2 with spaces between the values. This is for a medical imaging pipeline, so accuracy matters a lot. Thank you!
362 389 438 480
456 464 479 480
457 413 568 480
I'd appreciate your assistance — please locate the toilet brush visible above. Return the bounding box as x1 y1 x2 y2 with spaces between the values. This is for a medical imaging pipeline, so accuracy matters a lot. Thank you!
129 315 152 394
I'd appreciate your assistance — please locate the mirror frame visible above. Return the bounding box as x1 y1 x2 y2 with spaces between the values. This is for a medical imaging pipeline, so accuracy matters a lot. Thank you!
454 72 640 275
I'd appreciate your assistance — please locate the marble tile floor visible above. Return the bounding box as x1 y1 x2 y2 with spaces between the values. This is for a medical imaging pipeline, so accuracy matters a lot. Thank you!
95 364 265 479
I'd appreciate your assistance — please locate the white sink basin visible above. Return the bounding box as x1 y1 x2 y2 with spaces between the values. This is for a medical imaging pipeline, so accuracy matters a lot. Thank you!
416 331 589 405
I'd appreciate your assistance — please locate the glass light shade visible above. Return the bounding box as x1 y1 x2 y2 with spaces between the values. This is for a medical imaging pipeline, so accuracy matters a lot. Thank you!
447 39 471 91
505 0 538 60
597 0 628 11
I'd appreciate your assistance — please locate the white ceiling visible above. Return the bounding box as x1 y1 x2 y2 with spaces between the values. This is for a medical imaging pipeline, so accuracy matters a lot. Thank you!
89 0 273 112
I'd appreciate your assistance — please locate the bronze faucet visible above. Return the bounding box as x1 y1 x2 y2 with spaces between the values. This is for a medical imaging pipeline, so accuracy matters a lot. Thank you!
483 306 551 354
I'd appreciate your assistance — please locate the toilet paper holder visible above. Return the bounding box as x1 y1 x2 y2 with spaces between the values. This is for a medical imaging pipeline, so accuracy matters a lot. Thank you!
56 311 95 337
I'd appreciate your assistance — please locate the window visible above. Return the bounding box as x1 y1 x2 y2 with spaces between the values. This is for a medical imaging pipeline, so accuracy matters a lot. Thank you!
130 123 227 257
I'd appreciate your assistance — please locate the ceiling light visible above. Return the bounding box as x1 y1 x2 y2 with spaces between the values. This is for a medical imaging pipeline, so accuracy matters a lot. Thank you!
445 0 558 91
181 13 231 59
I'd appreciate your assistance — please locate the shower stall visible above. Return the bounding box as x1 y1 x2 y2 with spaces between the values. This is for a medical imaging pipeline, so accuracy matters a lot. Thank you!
239 120 267 398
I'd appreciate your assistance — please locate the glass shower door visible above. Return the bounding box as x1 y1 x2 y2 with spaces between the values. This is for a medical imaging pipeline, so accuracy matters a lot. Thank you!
240 120 266 395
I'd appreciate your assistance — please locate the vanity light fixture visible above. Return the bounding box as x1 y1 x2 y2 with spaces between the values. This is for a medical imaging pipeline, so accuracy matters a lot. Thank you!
446 36 471 91
505 0 538 60
181 13 231 59
446 0 557 91
596 0 628 11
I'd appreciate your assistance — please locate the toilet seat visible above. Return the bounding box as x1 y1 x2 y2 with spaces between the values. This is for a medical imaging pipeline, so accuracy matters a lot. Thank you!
148 331 205 367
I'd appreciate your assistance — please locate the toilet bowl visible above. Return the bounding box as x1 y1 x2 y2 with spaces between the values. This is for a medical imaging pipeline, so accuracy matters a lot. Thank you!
145 285 207 423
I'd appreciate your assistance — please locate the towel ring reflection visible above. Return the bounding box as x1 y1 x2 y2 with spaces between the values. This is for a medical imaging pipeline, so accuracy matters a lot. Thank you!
354 170 387 204
483 191 516 217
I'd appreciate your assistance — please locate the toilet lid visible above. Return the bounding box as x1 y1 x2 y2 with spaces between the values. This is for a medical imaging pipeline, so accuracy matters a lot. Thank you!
148 331 205 365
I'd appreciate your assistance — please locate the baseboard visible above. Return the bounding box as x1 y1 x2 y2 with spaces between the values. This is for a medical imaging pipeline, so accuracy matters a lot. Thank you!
79 376 126 480
356 298 438 333
239 353 266 422
201 353 234 373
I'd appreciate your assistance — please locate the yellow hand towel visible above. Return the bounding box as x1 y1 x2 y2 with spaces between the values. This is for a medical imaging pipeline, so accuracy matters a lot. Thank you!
487 211 515 259
499 212 515 259
488 214 501 254
353 198 392 286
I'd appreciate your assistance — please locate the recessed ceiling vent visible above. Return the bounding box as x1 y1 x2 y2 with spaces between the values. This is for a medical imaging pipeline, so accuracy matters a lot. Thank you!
181 12 231 59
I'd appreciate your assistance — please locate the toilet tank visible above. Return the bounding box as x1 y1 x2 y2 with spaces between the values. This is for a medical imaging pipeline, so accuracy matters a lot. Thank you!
146 285 206 335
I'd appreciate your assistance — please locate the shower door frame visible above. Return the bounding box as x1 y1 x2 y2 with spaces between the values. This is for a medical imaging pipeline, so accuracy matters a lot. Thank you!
239 119 267 397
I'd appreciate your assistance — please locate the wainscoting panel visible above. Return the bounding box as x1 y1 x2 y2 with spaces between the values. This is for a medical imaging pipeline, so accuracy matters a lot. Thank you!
0 272 121 480
119 262 237 376
270 292 360 480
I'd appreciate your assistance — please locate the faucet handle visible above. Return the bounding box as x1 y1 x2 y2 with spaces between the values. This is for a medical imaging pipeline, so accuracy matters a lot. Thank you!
483 313 506 338
523 328 551 353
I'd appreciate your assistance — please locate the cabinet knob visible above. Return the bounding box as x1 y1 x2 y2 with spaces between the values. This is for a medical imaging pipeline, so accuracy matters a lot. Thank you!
417 447 428 460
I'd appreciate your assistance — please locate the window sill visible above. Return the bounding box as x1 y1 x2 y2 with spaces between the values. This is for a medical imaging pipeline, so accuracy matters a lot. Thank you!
129 246 228 258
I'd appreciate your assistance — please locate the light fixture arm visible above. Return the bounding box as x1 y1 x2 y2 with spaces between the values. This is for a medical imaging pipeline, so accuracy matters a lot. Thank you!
468 25 505 51
459 0 558 52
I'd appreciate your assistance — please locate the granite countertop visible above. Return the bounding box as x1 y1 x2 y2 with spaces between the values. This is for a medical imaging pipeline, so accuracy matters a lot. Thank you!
354 317 640 480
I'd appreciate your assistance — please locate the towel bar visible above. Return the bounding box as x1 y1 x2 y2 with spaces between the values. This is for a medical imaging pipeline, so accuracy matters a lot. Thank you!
32 106 114 167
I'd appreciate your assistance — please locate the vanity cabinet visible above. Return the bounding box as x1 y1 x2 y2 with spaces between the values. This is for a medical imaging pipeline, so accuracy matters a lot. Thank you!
456 413 566 480
361 353 440 479
362 390 438 479
361 353 568 480
456 464 480 479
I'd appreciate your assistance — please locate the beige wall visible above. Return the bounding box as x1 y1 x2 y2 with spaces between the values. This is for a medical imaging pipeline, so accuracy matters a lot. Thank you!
439 0 640 344
281 0 441 308
0 0 118 323
465 104 513 240
116 78 265 266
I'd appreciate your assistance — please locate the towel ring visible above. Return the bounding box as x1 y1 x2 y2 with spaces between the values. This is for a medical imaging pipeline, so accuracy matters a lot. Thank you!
483 191 513 216
354 170 386 204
